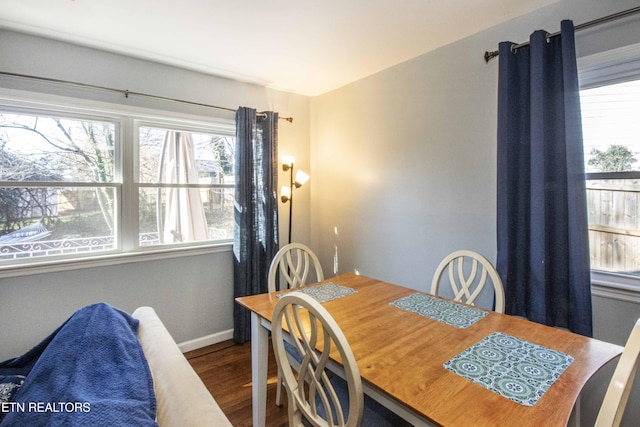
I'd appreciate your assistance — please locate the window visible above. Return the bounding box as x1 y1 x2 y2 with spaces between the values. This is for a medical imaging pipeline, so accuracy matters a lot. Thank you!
0 99 235 267
579 44 640 280
136 124 235 247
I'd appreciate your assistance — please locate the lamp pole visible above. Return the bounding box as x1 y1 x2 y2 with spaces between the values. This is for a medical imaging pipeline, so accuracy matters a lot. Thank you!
287 162 294 245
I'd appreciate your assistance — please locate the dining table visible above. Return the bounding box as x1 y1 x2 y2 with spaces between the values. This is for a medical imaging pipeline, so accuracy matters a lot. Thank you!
235 272 623 427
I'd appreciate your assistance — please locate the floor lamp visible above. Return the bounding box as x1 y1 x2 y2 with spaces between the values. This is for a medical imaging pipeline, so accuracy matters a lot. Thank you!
280 155 309 245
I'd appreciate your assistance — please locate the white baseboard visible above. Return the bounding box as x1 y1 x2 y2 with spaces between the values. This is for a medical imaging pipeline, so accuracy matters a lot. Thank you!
178 328 234 353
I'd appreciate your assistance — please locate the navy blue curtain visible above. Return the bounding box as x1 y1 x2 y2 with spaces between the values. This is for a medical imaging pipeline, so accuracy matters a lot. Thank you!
233 107 279 343
496 20 592 336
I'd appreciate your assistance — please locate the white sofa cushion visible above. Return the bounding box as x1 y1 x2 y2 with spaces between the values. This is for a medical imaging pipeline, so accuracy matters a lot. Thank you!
133 307 232 427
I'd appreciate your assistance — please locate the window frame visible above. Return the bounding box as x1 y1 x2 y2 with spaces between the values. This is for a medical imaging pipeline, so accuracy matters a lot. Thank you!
0 89 235 277
579 42 640 300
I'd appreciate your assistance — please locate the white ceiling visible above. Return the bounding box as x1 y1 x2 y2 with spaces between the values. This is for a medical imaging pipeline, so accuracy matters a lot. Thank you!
0 0 557 96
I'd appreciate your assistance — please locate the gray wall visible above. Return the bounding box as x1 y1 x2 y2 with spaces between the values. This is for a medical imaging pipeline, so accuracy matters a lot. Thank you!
1 251 234 357
0 29 312 360
310 0 640 425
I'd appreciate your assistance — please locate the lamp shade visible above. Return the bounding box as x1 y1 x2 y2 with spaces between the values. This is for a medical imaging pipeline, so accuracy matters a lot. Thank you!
282 155 295 171
294 170 309 188
280 186 291 202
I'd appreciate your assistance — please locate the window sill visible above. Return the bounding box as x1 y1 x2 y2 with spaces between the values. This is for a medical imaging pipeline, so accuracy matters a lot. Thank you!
591 270 640 303
0 242 233 279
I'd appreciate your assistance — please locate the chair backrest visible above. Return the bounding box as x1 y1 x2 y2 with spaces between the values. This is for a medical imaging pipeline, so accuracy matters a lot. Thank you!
595 318 640 427
271 292 363 427
268 243 324 293
430 250 505 313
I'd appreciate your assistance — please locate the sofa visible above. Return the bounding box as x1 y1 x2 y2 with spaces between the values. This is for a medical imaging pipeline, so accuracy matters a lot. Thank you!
132 307 232 427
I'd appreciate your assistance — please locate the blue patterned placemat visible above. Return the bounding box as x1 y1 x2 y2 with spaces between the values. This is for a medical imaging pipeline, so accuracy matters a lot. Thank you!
444 332 574 406
389 293 488 328
280 282 357 303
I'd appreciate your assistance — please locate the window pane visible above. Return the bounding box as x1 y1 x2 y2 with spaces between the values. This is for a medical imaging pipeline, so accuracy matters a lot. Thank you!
0 186 116 261
587 179 640 274
137 125 235 246
138 126 234 184
581 79 640 276
0 112 115 182
582 80 640 172
138 187 233 246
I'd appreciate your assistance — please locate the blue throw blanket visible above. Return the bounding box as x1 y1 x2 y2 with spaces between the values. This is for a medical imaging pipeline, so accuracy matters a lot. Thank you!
0 303 157 426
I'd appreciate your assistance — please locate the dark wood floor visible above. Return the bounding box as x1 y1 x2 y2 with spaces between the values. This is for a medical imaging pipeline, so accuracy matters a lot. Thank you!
185 340 289 427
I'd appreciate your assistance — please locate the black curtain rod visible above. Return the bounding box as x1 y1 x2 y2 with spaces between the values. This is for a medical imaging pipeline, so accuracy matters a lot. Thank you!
0 70 293 123
484 5 640 62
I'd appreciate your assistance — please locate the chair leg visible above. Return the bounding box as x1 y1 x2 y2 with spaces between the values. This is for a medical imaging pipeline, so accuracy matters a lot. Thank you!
276 367 283 406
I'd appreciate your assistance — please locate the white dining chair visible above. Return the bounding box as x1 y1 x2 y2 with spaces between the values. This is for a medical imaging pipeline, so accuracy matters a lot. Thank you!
430 249 505 313
268 243 324 293
268 242 325 406
271 292 410 427
595 318 640 427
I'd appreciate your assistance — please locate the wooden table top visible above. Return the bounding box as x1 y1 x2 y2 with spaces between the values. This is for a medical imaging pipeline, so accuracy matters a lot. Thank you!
236 273 623 427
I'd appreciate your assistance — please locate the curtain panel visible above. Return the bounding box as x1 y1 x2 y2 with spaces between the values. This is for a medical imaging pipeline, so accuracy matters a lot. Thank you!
233 107 279 343
496 20 592 336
